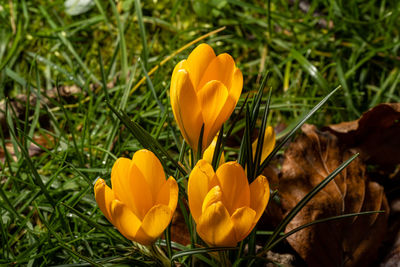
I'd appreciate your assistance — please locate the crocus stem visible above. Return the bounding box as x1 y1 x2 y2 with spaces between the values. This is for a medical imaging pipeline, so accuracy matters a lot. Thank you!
148 243 171 267
218 251 231 267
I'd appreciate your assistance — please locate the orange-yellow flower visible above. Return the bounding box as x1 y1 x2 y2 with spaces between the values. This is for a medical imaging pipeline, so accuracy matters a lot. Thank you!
252 126 275 163
188 160 270 247
202 136 225 167
170 43 243 152
94 149 178 245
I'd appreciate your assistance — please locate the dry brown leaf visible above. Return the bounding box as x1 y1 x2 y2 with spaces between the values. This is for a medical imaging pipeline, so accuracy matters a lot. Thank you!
279 124 389 267
169 199 191 246
325 103 400 166
0 133 53 164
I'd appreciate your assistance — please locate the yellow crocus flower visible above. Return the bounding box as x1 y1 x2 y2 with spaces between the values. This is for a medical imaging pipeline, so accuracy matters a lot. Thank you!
188 160 270 247
94 149 178 245
202 136 225 167
252 126 276 163
170 43 243 152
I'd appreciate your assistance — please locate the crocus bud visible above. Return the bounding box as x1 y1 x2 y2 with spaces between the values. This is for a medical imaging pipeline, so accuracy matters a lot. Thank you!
170 43 243 152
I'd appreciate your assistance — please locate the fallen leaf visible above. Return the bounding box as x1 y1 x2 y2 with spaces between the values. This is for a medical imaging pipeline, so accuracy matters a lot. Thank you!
0 133 53 164
169 198 191 246
279 124 389 267
325 103 400 166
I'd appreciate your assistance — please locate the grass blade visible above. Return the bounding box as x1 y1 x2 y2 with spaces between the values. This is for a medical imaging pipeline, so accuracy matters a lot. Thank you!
258 85 341 175
107 103 187 176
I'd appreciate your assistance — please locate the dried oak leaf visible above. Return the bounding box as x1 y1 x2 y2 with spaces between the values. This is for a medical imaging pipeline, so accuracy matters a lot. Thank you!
324 103 400 166
279 124 389 267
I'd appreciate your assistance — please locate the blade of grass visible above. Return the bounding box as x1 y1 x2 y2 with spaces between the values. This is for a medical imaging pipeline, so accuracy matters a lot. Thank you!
336 58 360 117
0 20 21 71
171 247 238 262
109 0 128 83
211 124 224 170
107 103 187 176
139 59 165 112
258 85 341 175
134 0 149 68
291 48 329 92
6 103 56 207
197 124 205 162
253 88 272 178
60 202 129 245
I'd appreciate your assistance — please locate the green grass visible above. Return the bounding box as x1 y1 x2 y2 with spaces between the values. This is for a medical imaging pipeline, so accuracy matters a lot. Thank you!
1 0 399 265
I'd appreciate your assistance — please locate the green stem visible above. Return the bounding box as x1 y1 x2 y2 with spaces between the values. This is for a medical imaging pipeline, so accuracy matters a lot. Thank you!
218 251 231 267
148 243 171 267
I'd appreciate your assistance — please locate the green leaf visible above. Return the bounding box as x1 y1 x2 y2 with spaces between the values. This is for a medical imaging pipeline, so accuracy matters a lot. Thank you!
258 85 341 175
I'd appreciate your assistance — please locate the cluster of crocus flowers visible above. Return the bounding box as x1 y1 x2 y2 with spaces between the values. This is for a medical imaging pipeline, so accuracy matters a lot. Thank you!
188 160 270 246
95 44 272 250
170 43 243 152
94 149 178 245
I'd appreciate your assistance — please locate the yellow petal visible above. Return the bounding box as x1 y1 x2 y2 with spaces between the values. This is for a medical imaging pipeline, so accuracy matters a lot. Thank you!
249 175 270 224
131 149 165 200
94 178 115 224
231 206 256 242
128 163 154 219
228 68 243 101
202 185 222 213
111 157 137 210
202 136 225 166
186 43 216 90
197 202 236 247
188 160 216 223
155 176 179 213
197 53 236 91
110 199 144 242
206 95 236 148
252 126 276 163
138 204 173 243
197 80 229 150
170 60 187 115
215 162 250 214
170 69 204 150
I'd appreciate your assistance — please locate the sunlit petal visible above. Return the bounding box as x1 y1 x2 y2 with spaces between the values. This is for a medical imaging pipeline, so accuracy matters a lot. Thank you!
252 126 276 163
231 206 256 242
202 185 222 214
186 43 216 89
155 176 179 213
206 95 236 147
197 202 237 247
202 136 225 166
139 204 172 242
110 199 143 242
215 162 250 214
249 175 270 223
94 178 115 224
229 68 243 101
131 149 165 199
197 80 229 149
111 158 137 211
129 163 153 219
171 69 204 150
198 53 236 90
188 160 216 223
